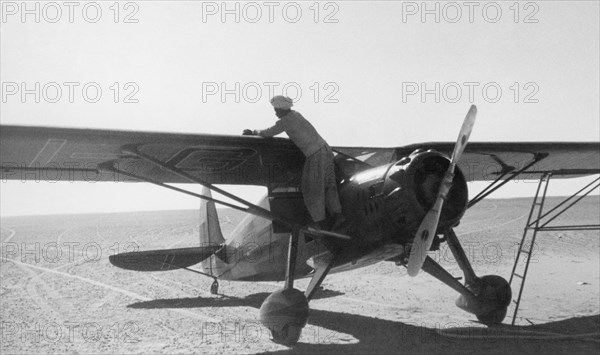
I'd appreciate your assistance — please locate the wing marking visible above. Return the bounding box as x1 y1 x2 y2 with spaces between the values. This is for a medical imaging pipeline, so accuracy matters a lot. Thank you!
28 138 66 167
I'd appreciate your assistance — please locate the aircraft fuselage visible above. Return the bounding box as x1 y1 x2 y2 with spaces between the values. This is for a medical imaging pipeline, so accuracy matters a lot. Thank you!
203 149 469 282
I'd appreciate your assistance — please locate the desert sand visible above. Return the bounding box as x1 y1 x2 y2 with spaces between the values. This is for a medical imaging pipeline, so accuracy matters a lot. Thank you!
1 196 599 354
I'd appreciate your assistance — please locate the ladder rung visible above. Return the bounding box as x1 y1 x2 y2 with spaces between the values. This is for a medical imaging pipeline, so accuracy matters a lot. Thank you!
520 249 531 255
513 273 523 279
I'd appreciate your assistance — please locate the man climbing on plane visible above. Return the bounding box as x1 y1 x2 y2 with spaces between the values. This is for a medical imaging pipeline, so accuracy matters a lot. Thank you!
243 95 346 231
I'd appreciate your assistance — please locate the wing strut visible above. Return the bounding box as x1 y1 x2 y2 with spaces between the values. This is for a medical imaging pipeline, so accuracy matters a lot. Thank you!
99 145 351 241
120 144 287 224
467 154 545 209
99 161 270 216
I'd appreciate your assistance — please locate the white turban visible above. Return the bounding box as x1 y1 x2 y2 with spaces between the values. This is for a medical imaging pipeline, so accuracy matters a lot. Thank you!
270 95 294 110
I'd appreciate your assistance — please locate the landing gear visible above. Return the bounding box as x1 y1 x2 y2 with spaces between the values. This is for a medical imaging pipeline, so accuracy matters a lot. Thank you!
421 229 512 326
210 279 219 295
260 254 338 345
271 323 302 345
473 275 511 325
455 275 511 325
259 230 337 345
177 267 220 295
259 288 308 345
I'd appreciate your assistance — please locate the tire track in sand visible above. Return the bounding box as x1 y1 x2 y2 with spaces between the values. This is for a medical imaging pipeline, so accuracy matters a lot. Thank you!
2 227 220 324
2 227 76 325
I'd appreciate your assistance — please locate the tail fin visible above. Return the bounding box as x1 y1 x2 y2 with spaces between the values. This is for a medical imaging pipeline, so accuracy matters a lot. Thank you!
199 187 225 246
199 187 228 275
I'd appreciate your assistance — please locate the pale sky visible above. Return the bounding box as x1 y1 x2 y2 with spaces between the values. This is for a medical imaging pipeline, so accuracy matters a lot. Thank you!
1 1 599 216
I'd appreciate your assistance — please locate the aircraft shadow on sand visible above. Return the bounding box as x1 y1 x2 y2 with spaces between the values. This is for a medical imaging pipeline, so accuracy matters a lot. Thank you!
127 288 343 310
128 292 599 354
127 292 271 310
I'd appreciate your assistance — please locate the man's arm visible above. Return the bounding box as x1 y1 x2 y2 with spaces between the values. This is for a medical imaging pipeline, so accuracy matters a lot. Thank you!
253 120 285 137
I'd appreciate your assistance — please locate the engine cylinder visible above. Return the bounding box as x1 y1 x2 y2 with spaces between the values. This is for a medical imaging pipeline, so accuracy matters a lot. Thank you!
384 150 469 239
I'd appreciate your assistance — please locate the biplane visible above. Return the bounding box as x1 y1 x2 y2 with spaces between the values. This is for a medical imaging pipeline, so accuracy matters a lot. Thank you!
1 106 598 344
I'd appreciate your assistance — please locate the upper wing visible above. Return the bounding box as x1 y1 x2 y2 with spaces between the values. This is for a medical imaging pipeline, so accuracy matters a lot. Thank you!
0 125 304 187
2 125 598 186
393 142 600 181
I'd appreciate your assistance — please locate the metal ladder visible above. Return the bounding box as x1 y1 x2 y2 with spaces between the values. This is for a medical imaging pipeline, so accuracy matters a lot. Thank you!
508 173 552 325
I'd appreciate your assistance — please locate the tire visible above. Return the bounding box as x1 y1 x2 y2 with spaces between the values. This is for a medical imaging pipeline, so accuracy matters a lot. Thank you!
271 323 302 345
475 275 512 325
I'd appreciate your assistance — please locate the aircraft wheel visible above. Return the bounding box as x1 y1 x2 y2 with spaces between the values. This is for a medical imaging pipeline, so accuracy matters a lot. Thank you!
474 275 512 325
259 288 309 345
270 323 302 345
210 280 219 295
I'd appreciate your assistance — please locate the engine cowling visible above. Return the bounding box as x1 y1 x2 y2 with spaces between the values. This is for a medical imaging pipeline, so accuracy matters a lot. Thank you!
383 149 468 242
335 149 468 246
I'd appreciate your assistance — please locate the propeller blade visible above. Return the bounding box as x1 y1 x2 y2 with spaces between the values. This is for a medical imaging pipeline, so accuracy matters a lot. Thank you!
407 197 443 276
407 105 477 277
450 105 477 164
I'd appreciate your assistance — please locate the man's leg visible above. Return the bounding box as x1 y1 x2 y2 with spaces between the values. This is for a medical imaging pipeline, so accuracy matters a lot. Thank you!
302 152 326 224
323 147 345 230
324 166 342 214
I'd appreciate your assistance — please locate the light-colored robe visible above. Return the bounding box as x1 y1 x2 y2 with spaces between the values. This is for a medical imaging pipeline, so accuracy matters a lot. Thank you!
254 110 341 222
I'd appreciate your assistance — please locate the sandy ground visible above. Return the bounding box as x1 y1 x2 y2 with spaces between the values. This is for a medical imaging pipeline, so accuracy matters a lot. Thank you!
1 196 599 354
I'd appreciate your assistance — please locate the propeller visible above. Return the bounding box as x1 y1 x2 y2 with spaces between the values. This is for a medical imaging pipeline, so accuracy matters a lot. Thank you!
407 105 477 277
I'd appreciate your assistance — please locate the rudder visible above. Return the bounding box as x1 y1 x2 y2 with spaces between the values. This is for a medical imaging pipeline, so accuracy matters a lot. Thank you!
199 187 228 275
199 187 226 247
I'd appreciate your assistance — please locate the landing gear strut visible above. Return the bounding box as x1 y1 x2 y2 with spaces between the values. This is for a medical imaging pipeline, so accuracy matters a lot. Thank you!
259 229 309 345
421 228 512 325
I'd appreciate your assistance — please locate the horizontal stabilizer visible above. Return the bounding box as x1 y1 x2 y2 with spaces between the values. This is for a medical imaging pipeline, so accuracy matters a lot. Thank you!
109 246 222 271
